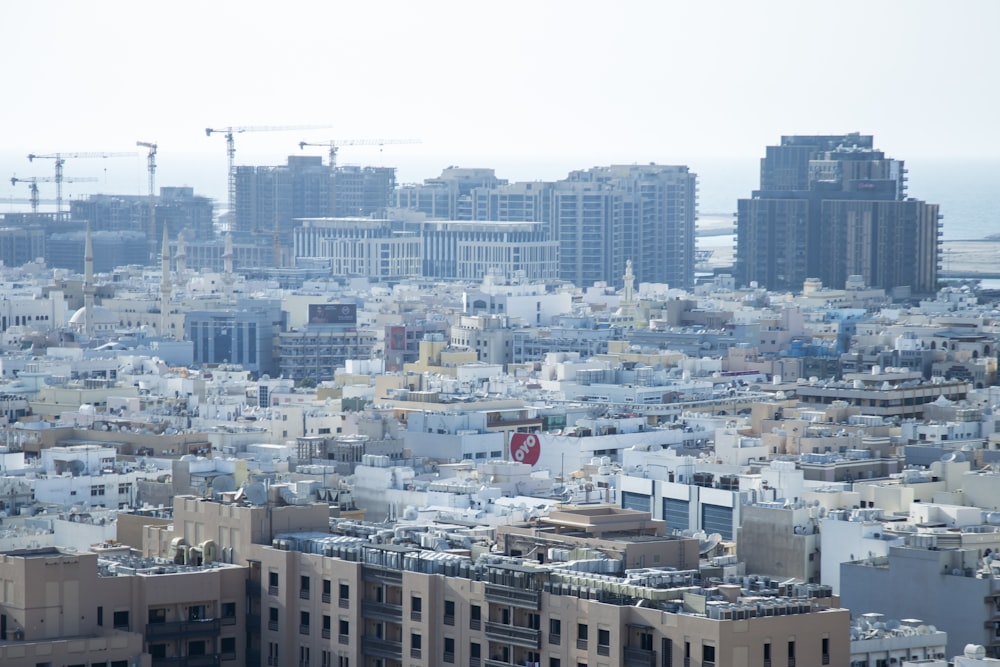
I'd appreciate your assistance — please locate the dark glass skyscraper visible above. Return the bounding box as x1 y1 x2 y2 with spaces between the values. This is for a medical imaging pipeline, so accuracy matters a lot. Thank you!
735 134 940 295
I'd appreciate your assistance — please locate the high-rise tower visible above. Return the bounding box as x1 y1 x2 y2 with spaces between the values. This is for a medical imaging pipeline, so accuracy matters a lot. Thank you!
735 134 940 295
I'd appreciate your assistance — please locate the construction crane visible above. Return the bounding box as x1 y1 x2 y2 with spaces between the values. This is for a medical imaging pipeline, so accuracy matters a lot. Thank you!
10 175 98 214
27 151 136 218
204 124 333 225
137 141 158 260
297 138 421 169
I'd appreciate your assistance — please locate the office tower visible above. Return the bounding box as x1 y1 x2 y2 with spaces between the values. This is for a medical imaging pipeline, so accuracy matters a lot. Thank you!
736 134 941 294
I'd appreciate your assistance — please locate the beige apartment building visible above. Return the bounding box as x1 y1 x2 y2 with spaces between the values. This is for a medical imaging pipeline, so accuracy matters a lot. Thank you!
0 543 246 667
1 494 851 667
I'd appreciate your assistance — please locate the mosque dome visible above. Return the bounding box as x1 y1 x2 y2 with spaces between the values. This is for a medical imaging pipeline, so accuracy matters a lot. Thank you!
69 305 118 333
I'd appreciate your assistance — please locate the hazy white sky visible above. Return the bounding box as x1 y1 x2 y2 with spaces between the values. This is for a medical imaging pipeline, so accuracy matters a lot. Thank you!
2 0 998 206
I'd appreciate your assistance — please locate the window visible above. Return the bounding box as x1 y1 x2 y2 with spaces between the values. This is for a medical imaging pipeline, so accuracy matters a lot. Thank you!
470 604 481 630
788 640 796 667
150 644 167 659
221 636 236 657
299 645 310 667
470 642 481 659
112 610 129 630
598 629 611 656
221 602 236 622
821 638 829 665
300 611 310 635
764 642 771 667
411 595 422 621
269 607 279 631
269 571 279 594
550 660 561 667
411 633 422 659
444 599 455 625
188 605 207 621
549 618 562 644
577 623 588 650
148 608 166 624
339 619 349 644
444 637 455 663
188 640 206 656
300 575 310 599
322 579 331 603
703 644 715 665
97 606 103 626
338 583 349 608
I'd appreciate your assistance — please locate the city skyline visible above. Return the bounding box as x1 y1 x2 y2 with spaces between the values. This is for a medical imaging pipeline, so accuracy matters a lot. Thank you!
2 1 998 209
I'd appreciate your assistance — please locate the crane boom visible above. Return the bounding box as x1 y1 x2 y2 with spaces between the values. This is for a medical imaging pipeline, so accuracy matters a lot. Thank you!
205 124 333 227
298 138 421 168
27 151 136 219
11 175 97 214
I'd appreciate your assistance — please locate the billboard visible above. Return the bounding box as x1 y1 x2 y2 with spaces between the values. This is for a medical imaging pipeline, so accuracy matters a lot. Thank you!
510 432 541 466
309 303 357 325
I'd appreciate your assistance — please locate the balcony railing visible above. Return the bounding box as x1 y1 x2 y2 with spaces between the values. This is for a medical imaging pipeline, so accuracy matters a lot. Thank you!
299 589 310 600
470 618 481 631
484 584 541 610
361 600 403 623
362 565 403 586
471 658 482 667
484 621 541 649
598 644 611 657
338 597 350 609
360 637 403 661
151 655 221 667
548 633 561 646
322 628 331 639
339 634 349 646
146 618 221 640
267 620 278 631
577 639 588 651
321 592 331 604
624 646 656 667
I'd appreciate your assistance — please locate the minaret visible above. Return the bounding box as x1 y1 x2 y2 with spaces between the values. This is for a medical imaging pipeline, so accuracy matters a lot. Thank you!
83 223 95 338
222 231 234 298
623 258 635 306
175 230 187 276
617 258 638 322
160 224 171 336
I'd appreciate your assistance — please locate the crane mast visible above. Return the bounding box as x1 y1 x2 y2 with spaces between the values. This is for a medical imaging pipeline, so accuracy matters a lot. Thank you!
205 124 333 231
137 141 158 260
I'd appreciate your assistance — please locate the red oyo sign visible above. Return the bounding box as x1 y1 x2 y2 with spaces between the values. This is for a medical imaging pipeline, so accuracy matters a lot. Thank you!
510 433 541 466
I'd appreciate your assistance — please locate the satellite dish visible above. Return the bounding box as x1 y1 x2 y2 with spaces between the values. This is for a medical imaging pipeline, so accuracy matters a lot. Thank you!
699 533 723 555
245 483 267 506
916 625 929 635
68 460 87 476
885 619 900 631
213 475 236 493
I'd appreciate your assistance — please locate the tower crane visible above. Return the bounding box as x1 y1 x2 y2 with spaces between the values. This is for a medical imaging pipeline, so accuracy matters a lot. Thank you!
297 138 421 169
137 141 158 260
10 175 98 214
204 124 333 225
27 152 136 218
